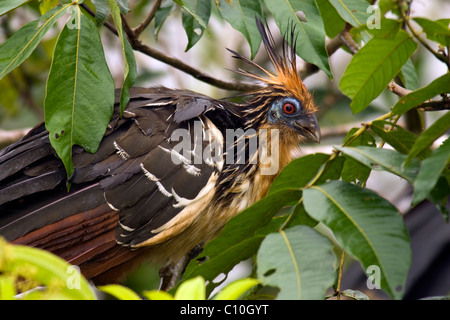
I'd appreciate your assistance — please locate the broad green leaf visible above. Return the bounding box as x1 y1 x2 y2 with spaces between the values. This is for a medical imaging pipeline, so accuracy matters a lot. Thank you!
98 284 141 300
400 59 419 91
316 0 346 38
142 290 174 300
341 128 375 185
39 0 60 15
0 4 71 80
92 0 111 27
218 0 263 58
183 189 302 293
370 120 419 155
268 153 329 194
213 278 260 300
329 0 372 39
174 276 206 300
414 18 450 46
45 8 115 177
154 2 174 39
106 0 137 114
405 112 450 167
264 0 332 78
181 0 211 51
0 239 95 300
412 138 450 206
0 0 30 15
174 0 207 28
257 225 336 300
339 30 417 113
335 145 420 182
392 73 450 115
303 180 411 299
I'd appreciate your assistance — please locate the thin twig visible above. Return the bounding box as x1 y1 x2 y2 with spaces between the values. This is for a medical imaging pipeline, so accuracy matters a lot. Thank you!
133 0 162 37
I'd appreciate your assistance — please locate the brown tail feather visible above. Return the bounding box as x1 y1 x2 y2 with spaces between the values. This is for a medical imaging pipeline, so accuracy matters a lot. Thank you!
11 203 148 283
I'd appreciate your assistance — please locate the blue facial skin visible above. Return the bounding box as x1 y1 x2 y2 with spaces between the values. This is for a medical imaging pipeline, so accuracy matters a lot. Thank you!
267 97 304 125
267 97 320 143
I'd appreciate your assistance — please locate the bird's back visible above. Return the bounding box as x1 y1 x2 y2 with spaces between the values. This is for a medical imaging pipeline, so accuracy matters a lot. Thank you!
0 87 237 283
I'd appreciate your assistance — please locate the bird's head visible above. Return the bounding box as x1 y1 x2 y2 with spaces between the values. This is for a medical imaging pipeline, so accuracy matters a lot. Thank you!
228 19 320 144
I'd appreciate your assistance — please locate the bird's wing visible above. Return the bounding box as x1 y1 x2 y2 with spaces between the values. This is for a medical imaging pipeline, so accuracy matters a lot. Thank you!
0 87 225 282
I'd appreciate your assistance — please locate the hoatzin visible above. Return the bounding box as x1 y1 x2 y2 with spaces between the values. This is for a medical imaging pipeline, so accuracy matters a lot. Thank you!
0 20 320 288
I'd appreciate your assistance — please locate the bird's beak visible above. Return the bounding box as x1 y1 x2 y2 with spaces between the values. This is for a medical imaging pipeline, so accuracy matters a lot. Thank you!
293 114 321 143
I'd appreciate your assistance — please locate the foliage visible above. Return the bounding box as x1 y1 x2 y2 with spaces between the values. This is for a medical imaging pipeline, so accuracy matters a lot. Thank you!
0 0 449 300
0 237 259 300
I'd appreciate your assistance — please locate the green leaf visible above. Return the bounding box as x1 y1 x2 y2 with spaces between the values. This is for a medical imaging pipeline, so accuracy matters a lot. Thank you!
181 0 211 51
142 290 174 300
218 0 262 59
335 145 420 182
174 0 207 28
303 180 411 299
370 120 420 155
414 17 450 46
0 4 71 80
400 59 419 91
0 0 30 15
154 2 174 40
392 73 450 115
213 278 260 300
329 0 372 39
405 112 450 167
98 284 141 300
39 0 60 15
174 276 206 300
92 0 111 27
339 30 417 113
44 8 115 177
268 153 330 194
106 0 137 114
412 138 450 206
316 0 346 38
183 189 302 293
264 0 332 78
0 239 95 300
341 128 375 184
257 225 336 300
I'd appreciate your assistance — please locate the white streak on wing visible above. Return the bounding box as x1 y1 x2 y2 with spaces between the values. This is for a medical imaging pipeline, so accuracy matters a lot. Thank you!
156 180 173 198
144 101 174 107
171 188 193 208
123 110 136 117
159 145 191 165
114 141 130 160
104 193 120 211
140 163 160 181
119 221 135 232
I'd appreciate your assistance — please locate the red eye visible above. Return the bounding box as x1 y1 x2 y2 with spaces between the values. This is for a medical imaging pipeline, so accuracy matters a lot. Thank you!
283 103 295 114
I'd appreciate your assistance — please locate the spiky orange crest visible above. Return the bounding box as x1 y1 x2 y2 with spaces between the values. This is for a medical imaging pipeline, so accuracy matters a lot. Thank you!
228 19 317 114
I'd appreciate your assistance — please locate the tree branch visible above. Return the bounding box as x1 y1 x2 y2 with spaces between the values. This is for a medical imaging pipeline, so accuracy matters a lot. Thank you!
417 98 450 111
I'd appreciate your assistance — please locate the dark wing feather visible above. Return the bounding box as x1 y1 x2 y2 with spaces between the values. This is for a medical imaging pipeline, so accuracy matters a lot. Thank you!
0 86 228 282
